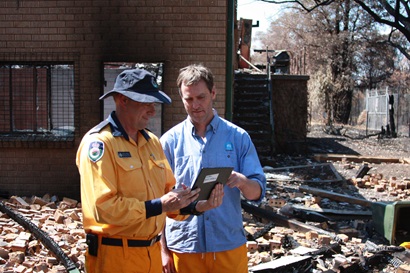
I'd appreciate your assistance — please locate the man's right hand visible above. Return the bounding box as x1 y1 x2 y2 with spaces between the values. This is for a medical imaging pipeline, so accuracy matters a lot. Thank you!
195 183 224 213
161 187 200 212
161 244 176 273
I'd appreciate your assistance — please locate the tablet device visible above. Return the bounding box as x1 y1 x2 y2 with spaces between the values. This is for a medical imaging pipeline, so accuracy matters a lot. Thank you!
191 167 234 200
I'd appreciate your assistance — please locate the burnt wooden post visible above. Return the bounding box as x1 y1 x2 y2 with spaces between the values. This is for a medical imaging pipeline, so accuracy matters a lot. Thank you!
388 95 397 138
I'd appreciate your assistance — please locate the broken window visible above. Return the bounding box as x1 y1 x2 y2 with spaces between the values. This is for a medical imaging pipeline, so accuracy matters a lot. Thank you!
0 64 75 140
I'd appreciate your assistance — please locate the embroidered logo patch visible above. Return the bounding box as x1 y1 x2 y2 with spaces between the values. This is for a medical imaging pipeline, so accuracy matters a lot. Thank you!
88 141 104 162
225 142 233 151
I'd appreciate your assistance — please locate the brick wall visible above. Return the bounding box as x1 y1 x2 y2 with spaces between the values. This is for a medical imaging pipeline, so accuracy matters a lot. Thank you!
0 0 228 199
271 75 310 154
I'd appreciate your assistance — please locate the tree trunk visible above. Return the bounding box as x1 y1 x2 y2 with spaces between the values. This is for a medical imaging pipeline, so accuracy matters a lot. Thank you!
333 89 353 124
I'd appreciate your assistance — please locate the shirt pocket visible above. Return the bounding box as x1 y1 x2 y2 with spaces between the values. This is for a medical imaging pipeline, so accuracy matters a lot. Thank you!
147 156 167 191
215 150 237 167
115 156 145 198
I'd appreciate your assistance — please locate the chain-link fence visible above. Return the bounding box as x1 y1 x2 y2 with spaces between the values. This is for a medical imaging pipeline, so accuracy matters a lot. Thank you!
349 88 409 137
366 88 410 136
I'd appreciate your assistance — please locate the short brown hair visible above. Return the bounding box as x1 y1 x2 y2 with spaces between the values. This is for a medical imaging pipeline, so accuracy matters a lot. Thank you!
177 64 214 93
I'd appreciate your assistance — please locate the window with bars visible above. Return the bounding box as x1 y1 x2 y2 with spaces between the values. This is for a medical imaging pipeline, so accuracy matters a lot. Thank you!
0 63 75 140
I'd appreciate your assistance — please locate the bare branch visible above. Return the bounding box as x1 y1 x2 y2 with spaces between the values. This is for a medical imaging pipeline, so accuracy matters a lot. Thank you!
388 30 410 60
257 0 410 60
259 0 335 12
354 0 410 41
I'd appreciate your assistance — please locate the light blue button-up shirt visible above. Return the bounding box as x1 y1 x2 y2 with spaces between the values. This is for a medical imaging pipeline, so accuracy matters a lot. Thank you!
160 110 266 253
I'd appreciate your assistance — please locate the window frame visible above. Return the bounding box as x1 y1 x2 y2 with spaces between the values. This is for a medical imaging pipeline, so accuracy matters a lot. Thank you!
0 60 78 148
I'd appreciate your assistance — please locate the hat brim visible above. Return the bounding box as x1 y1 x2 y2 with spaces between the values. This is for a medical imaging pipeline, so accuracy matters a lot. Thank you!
99 90 171 104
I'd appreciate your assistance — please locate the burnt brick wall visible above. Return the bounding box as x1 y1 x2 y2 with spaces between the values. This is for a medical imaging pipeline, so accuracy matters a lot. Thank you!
0 0 228 199
271 75 310 154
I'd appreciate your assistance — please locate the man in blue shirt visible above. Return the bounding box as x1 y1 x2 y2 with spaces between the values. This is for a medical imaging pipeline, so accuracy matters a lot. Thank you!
160 64 266 273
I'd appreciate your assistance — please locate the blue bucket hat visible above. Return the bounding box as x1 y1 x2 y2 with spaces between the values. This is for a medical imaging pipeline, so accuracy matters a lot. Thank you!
99 69 171 104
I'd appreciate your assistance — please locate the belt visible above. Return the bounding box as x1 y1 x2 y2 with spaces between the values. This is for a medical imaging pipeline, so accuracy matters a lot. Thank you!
101 235 161 247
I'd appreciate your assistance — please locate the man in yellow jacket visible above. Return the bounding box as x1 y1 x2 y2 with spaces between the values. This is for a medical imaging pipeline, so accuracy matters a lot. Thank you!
76 69 219 273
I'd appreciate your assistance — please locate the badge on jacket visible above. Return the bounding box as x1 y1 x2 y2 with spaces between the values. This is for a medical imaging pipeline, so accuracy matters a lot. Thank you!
88 141 104 162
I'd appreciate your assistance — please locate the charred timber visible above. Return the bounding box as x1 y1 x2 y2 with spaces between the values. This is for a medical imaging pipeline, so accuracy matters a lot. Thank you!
0 201 81 273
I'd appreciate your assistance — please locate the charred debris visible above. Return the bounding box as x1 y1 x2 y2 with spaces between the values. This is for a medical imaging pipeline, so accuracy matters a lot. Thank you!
244 158 410 273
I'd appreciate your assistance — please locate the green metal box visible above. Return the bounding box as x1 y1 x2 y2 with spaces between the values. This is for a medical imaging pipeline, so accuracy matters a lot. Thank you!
371 201 410 245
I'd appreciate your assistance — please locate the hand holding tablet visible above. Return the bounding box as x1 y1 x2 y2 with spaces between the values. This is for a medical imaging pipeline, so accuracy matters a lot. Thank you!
191 167 234 200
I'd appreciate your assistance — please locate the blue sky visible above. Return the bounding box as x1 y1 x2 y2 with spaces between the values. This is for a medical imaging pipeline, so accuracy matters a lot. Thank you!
237 0 282 50
237 0 281 33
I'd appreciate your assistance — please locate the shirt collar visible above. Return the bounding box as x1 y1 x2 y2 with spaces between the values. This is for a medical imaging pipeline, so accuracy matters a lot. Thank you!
188 108 220 136
107 111 150 142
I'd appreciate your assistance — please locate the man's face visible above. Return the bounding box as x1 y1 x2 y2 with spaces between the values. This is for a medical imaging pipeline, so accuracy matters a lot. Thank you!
180 80 215 126
126 100 157 130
